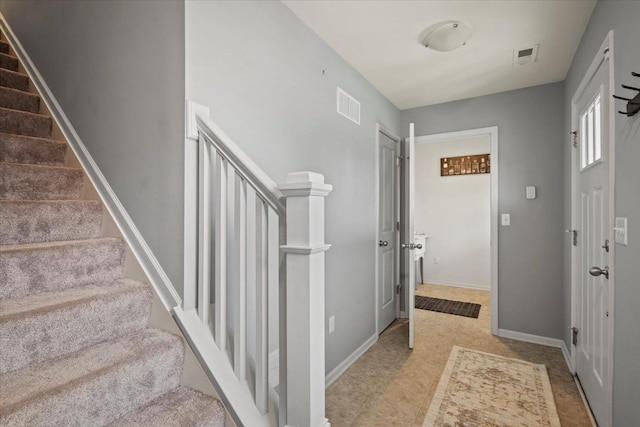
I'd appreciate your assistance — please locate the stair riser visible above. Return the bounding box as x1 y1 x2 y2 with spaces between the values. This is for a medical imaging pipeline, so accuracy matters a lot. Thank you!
0 87 40 113
0 286 152 374
0 41 8 55
0 69 28 91
0 108 51 138
0 240 125 299
0 53 18 72
0 338 183 427
0 163 83 200
0 135 66 166
0 201 103 245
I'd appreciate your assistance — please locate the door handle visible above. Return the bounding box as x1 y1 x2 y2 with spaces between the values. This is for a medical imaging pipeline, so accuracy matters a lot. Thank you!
379 240 389 247
401 243 415 250
415 243 423 250
589 266 609 279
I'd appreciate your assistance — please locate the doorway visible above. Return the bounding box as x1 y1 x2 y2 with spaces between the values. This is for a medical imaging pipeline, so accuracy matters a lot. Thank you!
408 127 499 335
375 124 401 334
570 31 615 427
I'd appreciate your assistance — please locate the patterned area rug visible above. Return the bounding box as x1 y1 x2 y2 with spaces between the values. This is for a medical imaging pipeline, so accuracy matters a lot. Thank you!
423 346 561 427
415 295 481 318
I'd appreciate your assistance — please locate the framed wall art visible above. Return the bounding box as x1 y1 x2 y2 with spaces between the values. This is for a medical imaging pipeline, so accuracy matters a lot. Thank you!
440 154 490 176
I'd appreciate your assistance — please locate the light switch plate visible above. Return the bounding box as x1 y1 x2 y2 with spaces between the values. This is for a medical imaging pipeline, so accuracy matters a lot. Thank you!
526 186 536 199
501 214 511 226
186 100 210 140
614 217 628 245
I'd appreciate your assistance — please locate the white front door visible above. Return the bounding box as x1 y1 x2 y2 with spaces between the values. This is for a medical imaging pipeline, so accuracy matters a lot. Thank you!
377 129 399 333
573 39 612 427
401 123 416 349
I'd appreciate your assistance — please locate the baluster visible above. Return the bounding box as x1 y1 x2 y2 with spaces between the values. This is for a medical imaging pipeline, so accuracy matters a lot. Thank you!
234 174 247 380
225 166 236 364
214 153 228 351
255 197 269 414
197 139 212 326
246 187 257 399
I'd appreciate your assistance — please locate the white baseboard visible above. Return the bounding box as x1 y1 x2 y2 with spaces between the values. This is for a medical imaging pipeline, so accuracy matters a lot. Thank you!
424 280 490 291
499 329 575 373
560 341 573 373
0 16 181 310
498 329 566 349
325 333 377 388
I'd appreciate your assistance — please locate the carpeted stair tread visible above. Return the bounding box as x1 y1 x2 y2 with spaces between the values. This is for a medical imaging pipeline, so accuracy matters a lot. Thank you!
0 67 29 91
0 132 66 165
0 237 125 299
110 386 226 427
0 162 83 200
0 86 40 113
0 106 51 138
0 279 152 374
0 52 19 72
0 200 103 245
0 328 184 426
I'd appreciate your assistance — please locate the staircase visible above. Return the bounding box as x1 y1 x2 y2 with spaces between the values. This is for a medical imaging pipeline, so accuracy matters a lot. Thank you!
0 36 225 426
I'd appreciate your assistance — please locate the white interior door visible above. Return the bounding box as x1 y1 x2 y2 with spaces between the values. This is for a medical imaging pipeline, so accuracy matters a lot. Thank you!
401 123 416 349
573 44 611 427
377 130 399 333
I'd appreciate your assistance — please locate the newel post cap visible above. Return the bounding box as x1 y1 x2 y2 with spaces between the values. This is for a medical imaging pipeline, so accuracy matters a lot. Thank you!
278 171 332 197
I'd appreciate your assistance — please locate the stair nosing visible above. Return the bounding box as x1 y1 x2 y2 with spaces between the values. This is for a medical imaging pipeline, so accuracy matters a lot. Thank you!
0 132 65 145
0 199 101 206
0 279 148 321
0 161 82 171
0 67 28 79
0 105 49 120
0 237 122 253
0 85 38 99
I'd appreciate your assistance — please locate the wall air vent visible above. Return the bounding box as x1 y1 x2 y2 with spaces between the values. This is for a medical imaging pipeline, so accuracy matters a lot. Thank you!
513 44 539 68
337 87 360 125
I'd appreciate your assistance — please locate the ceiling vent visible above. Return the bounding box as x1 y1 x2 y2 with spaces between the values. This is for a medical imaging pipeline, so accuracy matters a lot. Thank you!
513 44 539 68
337 87 360 125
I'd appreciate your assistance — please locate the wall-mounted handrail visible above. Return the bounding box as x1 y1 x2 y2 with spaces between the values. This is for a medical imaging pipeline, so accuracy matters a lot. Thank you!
196 114 285 216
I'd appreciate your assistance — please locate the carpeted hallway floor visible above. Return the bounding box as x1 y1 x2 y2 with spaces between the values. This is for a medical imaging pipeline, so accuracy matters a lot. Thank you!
325 283 593 427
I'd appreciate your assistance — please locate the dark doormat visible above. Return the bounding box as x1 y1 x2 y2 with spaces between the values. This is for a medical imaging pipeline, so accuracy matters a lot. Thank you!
415 295 481 318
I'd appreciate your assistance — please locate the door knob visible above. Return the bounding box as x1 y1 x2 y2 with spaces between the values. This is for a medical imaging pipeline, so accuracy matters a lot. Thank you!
379 240 388 247
415 243 423 250
589 266 609 279
401 243 415 250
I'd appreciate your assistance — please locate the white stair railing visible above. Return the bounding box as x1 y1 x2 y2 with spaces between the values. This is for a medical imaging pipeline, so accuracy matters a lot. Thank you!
174 114 331 427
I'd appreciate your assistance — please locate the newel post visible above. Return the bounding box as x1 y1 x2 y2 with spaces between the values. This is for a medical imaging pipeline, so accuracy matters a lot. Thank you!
279 172 332 427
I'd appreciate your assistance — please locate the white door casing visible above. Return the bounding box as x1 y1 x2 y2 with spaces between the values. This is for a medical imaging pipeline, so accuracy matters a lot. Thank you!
571 32 615 427
376 126 400 334
401 123 416 349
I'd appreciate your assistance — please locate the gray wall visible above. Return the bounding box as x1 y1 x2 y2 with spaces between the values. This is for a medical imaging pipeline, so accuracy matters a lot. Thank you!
0 1 186 293
402 82 566 338
185 1 401 374
563 1 640 424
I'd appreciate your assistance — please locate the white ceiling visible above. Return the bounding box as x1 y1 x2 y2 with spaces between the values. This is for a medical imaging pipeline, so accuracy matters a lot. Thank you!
282 0 596 110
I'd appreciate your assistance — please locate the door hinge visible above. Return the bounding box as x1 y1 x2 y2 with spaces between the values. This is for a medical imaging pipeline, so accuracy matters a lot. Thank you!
570 130 578 148
571 327 579 346
396 156 402 166
396 221 400 231
566 229 578 246
396 284 402 294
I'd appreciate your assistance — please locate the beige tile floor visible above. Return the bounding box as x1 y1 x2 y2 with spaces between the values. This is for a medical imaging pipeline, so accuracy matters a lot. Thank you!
325 283 593 426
